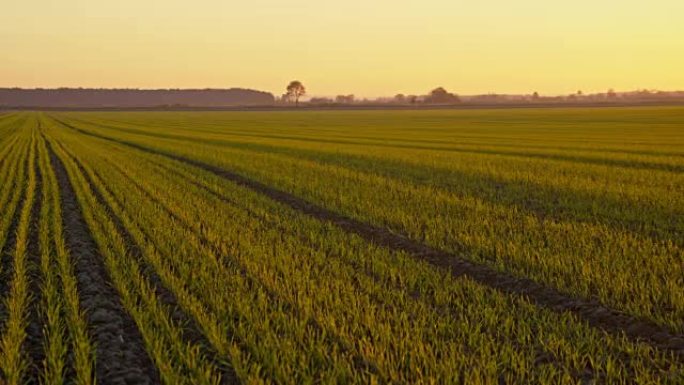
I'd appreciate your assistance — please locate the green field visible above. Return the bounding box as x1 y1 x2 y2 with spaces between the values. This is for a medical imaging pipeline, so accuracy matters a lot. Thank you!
0 108 682 384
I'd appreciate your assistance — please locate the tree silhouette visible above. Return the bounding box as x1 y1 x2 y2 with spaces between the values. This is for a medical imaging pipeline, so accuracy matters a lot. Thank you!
286 81 306 106
426 87 460 104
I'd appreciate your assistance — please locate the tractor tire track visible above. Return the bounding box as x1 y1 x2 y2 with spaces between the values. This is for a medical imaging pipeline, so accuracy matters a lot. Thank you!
50 116 684 360
45 138 160 385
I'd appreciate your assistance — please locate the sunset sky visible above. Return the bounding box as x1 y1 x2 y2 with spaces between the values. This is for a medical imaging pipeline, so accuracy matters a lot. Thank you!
3 0 683 97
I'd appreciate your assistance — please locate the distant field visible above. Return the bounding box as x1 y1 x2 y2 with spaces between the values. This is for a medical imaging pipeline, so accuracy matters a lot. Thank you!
0 108 682 384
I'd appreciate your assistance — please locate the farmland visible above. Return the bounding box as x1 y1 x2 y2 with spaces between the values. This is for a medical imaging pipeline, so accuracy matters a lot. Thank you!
0 108 682 384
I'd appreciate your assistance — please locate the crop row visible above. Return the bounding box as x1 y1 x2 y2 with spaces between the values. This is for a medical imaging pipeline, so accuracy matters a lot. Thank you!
0 114 96 384
55 109 684 334
1 110 682 384
36 112 684 383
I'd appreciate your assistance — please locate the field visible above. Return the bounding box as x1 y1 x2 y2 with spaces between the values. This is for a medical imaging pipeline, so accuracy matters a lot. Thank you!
0 108 682 384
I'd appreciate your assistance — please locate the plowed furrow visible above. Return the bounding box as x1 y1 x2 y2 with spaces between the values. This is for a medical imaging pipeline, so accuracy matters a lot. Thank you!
63 144 240 385
46 140 159 385
24 143 44 383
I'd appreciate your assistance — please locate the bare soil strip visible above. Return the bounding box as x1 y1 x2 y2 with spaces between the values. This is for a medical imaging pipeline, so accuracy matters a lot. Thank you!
62 147 240 385
45 138 160 385
50 117 684 359
24 139 45 383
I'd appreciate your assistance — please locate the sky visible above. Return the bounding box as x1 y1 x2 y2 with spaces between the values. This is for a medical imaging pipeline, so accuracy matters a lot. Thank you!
2 0 684 98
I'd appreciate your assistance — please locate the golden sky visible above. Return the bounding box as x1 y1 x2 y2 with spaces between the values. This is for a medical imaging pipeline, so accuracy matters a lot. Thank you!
2 0 683 97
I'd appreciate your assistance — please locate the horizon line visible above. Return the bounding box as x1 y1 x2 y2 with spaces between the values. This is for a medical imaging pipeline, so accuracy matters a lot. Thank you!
3 86 684 99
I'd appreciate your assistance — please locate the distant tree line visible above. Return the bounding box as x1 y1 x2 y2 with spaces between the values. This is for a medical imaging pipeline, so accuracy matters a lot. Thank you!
0 88 275 108
4 82 684 109
287 79 684 107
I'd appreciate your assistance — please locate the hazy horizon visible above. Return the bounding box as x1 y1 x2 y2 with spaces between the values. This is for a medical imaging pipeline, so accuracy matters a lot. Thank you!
3 0 683 98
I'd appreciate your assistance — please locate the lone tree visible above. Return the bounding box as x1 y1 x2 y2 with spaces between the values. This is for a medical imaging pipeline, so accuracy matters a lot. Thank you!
286 81 306 106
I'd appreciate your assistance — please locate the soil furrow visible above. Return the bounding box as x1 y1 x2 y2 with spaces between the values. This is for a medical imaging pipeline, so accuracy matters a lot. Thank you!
50 116 684 359
45 138 160 385
24 136 45 383
63 145 239 385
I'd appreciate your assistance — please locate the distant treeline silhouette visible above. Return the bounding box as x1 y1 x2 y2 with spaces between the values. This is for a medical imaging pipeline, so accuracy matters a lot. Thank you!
0 88 274 108
303 88 684 106
3 85 683 109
